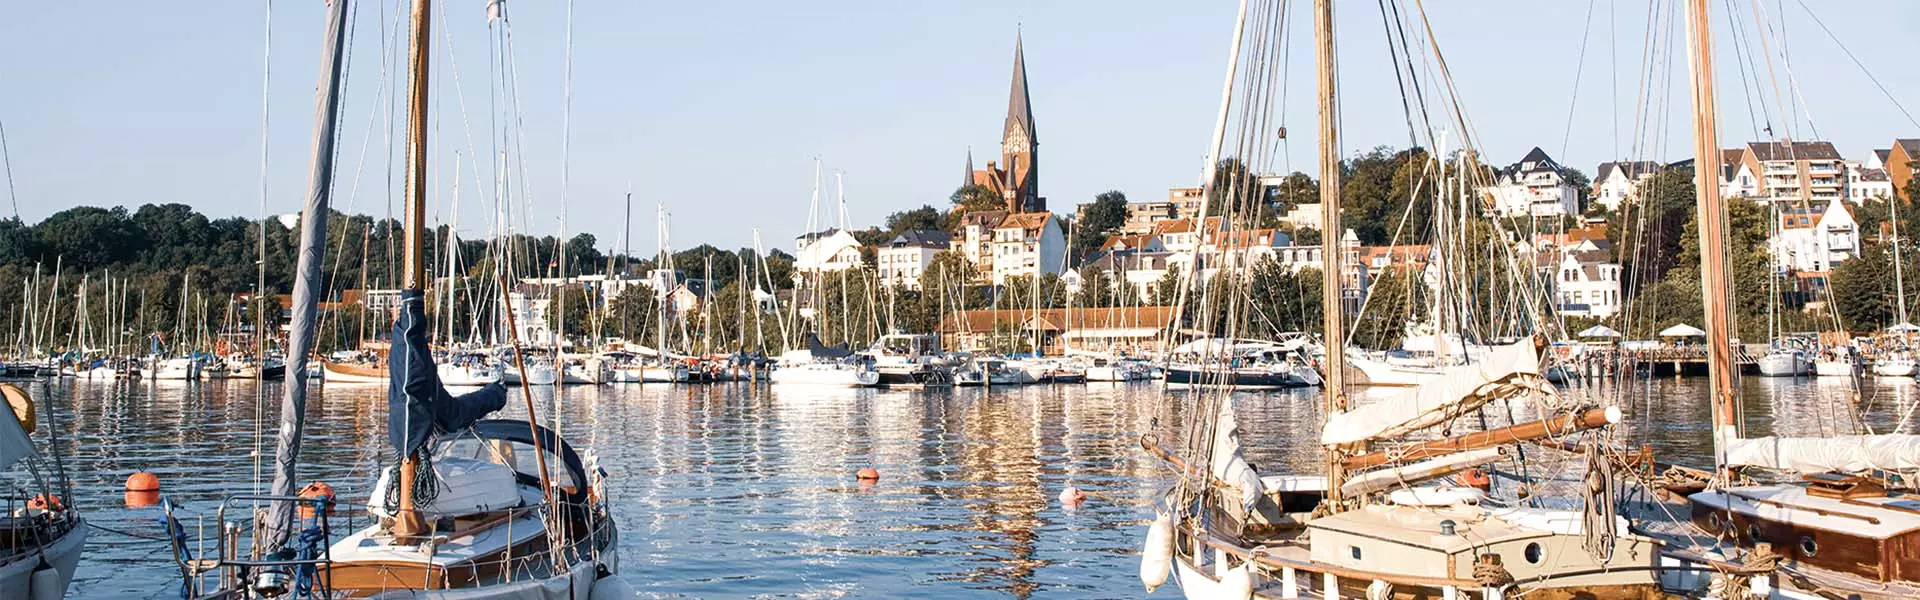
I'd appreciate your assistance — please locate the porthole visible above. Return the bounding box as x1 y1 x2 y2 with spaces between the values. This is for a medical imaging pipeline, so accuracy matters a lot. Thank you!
1351 546 1363 560
1799 536 1817 557
1747 524 1763 544
1524 542 1544 564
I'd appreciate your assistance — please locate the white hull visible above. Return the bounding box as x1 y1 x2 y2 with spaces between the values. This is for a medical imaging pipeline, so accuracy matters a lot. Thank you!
149 359 202 381
1813 360 1855 377
770 364 878 387
1872 358 1918 377
1344 353 1438 387
503 364 560 386
1756 352 1810 377
437 363 502 387
0 520 86 600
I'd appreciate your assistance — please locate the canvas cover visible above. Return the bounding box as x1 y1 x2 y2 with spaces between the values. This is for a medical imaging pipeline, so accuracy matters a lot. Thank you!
1724 434 1920 474
1321 341 1550 445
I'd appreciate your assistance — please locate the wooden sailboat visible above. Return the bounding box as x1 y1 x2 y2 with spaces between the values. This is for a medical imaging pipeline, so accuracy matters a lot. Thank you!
172 1 628 597
1142 2 1667 598
1666 0 1920 592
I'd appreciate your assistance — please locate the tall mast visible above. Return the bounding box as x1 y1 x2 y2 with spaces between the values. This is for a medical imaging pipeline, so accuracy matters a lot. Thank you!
393 0 433 542
1683 0 1738 467
1315 0 1349 506
263 0 351 553
1894 198 1909 326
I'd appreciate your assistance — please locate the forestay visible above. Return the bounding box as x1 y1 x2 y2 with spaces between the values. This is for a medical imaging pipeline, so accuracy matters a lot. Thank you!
1321 340 1550 445
1724 434 1920 474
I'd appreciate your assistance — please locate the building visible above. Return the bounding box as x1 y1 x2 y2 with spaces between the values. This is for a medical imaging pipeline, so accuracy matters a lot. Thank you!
1099 232 1165 255
1732 140 1845 204
989 212 1068 285
1719 149 1761 199
1280 203 1323 231
1887 139 1920 199
1546 250 1623 318
1488 147 1580 217
1772 200 1859 273
1590 160 1661 213
963 34 1044 213
937 306 1178 355
792 228 863 278
955 210 1008 280
876 230 951 290
1846 163 1894 203
1119 201 1178 234
1167 186 1205 218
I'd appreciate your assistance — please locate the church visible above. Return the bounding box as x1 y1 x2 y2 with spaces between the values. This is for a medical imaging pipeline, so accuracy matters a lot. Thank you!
966 34 1044 214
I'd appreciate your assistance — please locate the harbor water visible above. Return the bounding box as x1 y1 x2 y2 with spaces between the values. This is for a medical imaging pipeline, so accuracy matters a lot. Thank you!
30 375 1920 598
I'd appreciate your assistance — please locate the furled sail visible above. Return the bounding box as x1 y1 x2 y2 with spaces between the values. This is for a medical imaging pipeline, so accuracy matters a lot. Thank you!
1724 434 1920 474
1210 398 1265 513
1321 340 1550 445
389 289 507 457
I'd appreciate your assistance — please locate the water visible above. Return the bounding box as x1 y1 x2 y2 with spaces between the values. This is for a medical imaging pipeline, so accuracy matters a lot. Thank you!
23 375 1920 598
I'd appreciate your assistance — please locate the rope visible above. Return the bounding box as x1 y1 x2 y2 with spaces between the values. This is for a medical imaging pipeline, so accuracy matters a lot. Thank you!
86 519 171 543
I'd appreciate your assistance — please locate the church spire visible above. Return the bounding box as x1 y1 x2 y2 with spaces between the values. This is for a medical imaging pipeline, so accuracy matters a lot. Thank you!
1005 32 1036 145
964 147 975 189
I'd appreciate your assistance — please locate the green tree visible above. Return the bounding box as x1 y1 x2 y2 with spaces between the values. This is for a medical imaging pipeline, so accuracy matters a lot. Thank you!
544 286 594 340
951 184 1004 213
1073 190 1129 257
1353 268 1424 350
885 206 945 234
1269 172 1317 212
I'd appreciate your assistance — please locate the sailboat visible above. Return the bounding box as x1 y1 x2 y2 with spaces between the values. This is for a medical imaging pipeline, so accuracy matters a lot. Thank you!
0 384 86 599
1142 2 1665 598
1872 197 1919 377
1656 0 1920 593
171 0 628 596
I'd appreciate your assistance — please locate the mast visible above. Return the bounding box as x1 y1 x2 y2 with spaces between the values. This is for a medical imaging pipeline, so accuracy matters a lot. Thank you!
262 0 351 553
1314 0 1349 506
392 0 433 542
1682 0 1738 469
1893 197 1909 326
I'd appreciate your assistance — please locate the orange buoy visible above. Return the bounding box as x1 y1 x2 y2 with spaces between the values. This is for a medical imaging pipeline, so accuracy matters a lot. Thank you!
298 481 336 519
126 471 161 492
124 490 160 508
1458 468 1492 490
855 467 880 482
27 494 61 511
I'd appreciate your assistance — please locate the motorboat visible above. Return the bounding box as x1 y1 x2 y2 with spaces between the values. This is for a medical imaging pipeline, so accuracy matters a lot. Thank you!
1165 337 1322 389
1756 344 1812 377
436 352 502 387
863 334 952 387
770 335 879 387
1871 348 1919 377
1813 346 1859 378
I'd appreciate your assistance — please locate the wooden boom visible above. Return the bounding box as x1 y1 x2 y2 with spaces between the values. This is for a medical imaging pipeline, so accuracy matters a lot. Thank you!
1343 406 1619 469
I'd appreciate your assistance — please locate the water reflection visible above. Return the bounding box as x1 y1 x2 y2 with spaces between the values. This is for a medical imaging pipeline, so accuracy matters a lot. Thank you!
30 373 1920 598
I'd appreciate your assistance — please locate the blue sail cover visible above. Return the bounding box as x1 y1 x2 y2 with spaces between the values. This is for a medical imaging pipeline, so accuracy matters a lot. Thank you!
388 289 506 456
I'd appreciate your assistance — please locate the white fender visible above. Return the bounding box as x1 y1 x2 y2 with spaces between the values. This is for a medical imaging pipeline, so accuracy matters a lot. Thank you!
29 565 62 600
1141 510 1174 593
1220 562 1254 600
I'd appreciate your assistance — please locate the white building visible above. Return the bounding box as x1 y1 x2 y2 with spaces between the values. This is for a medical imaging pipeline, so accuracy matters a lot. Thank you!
1489 148 1579 217
955 210 1009 281
1280 203 1323 231
1547 250 1624 318
1846 162 1895 203
1590 160 1660 213
990 212 1068 286
1773 201 1859 273
1732 141 1846 205
793 228 864 279
875 230 951 290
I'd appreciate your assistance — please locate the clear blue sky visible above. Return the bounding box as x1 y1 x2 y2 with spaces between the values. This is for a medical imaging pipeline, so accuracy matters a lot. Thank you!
4 1 1916 255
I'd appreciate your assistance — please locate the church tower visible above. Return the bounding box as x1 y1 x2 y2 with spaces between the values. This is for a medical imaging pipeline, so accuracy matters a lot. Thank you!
1001 33 1041 213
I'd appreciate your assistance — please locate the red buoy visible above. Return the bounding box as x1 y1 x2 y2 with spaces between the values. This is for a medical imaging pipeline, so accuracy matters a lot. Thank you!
856 467 879 482
125 491 160 508
126 471 161 492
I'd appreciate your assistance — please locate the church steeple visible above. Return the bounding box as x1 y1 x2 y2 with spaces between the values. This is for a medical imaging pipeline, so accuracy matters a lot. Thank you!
964 147 975 189
1001 31 1041 213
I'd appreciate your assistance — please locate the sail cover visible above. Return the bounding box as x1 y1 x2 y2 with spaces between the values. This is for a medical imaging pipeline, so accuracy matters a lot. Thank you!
807 333 853 359
389 289 507 457
1724 434 1920 474
1321 340 1550 445
0 385 37 472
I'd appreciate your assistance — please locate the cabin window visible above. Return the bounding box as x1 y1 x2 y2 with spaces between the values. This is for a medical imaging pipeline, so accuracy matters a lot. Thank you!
1798 536 1817 557
1524 542 1543 564
1350 546 1362 560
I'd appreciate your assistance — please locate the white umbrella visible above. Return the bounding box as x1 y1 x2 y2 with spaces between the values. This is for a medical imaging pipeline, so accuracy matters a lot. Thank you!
1658 323 1707 337
1576 325 1621 338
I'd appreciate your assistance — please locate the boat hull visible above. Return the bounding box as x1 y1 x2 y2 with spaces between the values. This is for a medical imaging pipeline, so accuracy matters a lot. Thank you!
1165 366 1314 389
770 365 878 387
1757 352 1810 377
322 360 389 384
0 519 86 600
1872 358 1918 377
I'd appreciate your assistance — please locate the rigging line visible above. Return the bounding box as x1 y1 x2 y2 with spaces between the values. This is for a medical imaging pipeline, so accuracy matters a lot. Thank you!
1741 0 1795 141
1386 0 1436 147
252 0 274 496
1374 0 1420 151
1558 0 1599 162
0 119 16 220
1721 0 1767 142
435 0 493 229
1790 0 1919 129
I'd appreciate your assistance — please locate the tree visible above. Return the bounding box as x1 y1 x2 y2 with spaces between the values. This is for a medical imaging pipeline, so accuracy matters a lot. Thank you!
1206 158 1278 227
609 286 664 344
544 286 593 340
1247 264 1323 337
1831 241 1920 332
1563 167 1592 214
1073 267 1117 308
1152 269 1183 306
1269 172 1317 212
950 184 1004 213
885 206 944 234
1073 191 1129 258
1352 267 1423 350
1291 227 1323 246
1340 147 1435 244
1608 167 1695 282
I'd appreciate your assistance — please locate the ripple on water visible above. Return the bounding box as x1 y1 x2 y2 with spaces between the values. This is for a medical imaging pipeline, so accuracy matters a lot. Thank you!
31 374 1920 598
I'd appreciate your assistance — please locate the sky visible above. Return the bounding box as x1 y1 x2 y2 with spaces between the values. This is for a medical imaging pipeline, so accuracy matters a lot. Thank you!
3 1 1918 256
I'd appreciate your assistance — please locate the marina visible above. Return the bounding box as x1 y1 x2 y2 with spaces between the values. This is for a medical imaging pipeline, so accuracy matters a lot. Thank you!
27 376 1918 598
